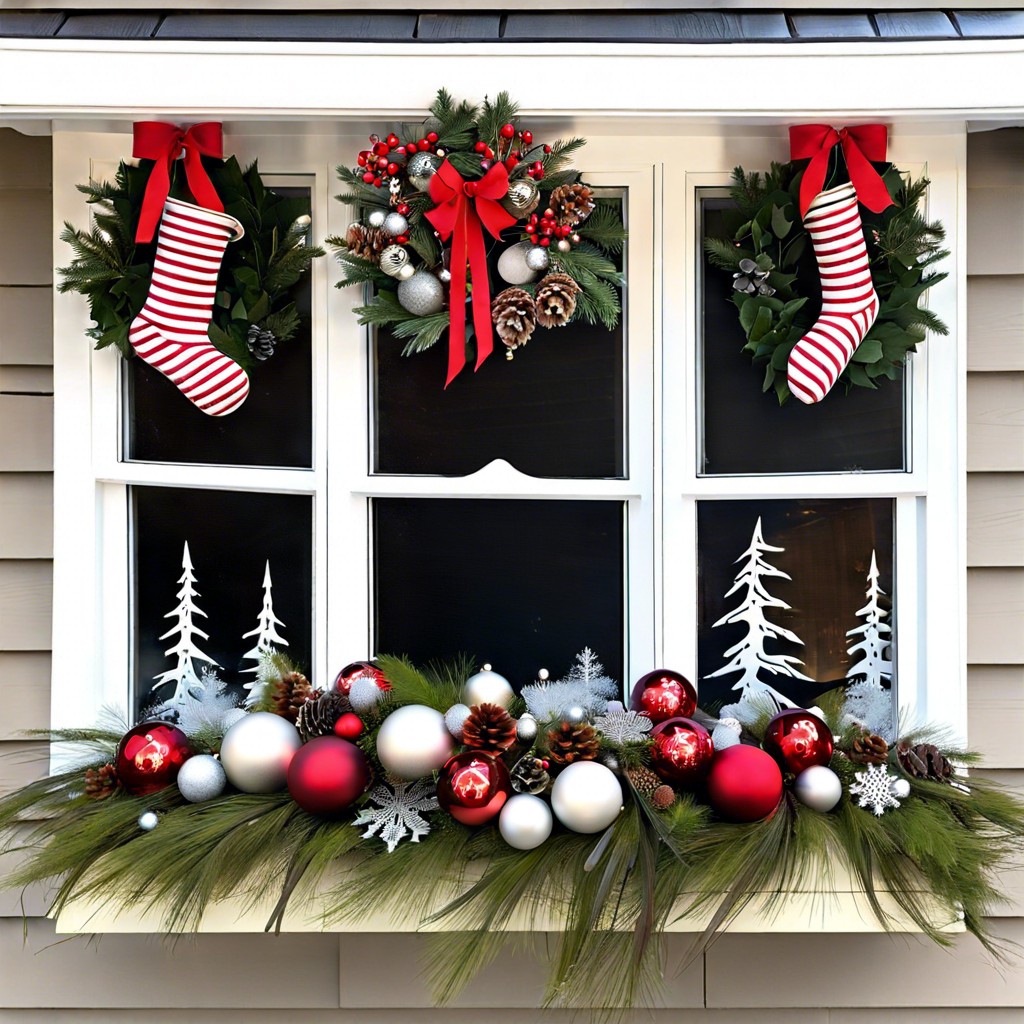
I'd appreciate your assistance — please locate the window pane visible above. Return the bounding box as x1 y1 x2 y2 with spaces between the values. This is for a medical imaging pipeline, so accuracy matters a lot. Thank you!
373 498 625 686
125 187 314 469
697 498 895 714
132 486 313 719
700 196 906 476
373 197 626 479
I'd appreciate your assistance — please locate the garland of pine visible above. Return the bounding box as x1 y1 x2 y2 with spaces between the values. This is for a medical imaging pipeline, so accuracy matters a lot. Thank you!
2 654 1022 1012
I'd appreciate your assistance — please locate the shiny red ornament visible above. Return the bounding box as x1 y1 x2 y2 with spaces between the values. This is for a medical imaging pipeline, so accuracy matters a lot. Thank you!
115 721 192 796
333 712 364 740
650 717 714 786
706 744 783 822
333 660 391 696
287 736 370 816
437 751 512 826
762 709 834 775
630 668 698 724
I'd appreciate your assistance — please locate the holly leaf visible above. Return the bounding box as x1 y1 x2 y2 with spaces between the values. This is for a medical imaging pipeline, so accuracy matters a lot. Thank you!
852 339 884 363
749 305 773 343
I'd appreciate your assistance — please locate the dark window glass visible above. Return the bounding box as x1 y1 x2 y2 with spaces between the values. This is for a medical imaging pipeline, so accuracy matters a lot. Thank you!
373 198 626 479
373 498 625 687
132 486 313 719
700 197 905 476
126 187 314 469
697 497 895 711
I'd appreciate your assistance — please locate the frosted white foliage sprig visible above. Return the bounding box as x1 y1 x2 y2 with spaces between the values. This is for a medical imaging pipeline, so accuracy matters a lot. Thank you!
353 779 438 853
162 668 242 737
521 648 618 722
849 763 902 816
594 708 652 746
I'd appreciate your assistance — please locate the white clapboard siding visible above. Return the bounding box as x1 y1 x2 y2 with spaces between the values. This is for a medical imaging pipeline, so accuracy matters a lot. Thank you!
0 191 52 286
967 473 1024 567
0 396 52 471
967 568 1024 664
966 373 1024 472
967 277 1024 372
0 561 52 651
0 651 51 738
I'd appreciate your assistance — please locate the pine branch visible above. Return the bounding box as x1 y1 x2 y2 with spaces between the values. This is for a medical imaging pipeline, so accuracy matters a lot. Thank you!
542 137 586 175
478 92 519 147
577 203 627 255
703 236 746 271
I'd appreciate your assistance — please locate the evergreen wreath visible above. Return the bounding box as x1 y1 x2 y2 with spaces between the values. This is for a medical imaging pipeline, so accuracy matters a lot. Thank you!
58 157 324 372
704 160 948 404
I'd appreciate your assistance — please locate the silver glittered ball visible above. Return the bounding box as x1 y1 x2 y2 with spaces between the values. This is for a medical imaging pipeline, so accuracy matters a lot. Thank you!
502 178 540 218
407 150 442 192
220 711 301 794
138 811 159 831
499 794 553 850
445 703 472 742
711 717 742 752
891 778 911 799
383 212 409 237
397 270 445 316
438 268 451 283
220 707 248 732
551 761 623 834
793 765 843 813
349 676 384 715
497 240 539 286
376 704 454 780
367 209 386 229
557 239 572 253
525 246 550 272
378 244 410 279
464 665 515 709
515 713 539 745
564 705 588 725
176 753 227 803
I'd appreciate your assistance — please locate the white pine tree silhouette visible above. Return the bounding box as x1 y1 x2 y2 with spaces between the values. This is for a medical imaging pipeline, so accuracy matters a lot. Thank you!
241 560 288 702
151 542 220 709
704 517 810 709
844 550 894 734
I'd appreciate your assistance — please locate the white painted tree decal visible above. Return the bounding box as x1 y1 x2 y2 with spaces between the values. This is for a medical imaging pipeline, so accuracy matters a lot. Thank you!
844 550 894 736
704 516 810 709
241 560 288 703
151 541 220 709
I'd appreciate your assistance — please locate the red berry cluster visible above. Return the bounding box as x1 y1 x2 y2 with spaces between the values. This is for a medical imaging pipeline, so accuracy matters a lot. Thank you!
525 206 574 248
356 131 441 189
484 123 550 178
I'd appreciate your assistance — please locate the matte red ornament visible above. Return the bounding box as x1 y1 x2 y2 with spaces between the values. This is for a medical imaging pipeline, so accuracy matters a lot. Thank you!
333 712 365 740
333 661 391 696
630 669 698 724
437 751 512 826
115 721 192 796
287 736 370 816
650 717 714 786
762 709 834 775
706 744 783 822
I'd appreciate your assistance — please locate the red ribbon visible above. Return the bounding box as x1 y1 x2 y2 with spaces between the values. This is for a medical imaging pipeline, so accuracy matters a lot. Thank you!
425 159 517 387
132 121 225 244
789 124 895 219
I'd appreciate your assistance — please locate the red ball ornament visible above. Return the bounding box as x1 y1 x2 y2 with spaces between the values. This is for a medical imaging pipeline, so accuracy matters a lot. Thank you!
650 717 714 786
437 751 512 826
334 661 391 696
630 669 697 724
287 736 370 816
115 721 192 796
333 712 364 740
762 709 834 775
706 745 783 822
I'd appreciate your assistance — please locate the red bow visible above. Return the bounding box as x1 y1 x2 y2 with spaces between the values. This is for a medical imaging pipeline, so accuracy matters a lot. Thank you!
132 121 225 244
789 124 895 219
425 159 517 387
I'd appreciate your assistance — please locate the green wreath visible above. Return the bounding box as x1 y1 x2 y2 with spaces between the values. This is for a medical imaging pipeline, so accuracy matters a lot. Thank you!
704 162 948 404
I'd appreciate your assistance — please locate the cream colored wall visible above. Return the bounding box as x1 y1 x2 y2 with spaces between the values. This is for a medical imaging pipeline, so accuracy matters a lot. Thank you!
0 125 1022 1019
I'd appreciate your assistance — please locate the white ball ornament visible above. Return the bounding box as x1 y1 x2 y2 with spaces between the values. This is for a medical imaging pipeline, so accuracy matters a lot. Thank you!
497 240 539 286
220 711 301 794
793 765 843 813
516 712 539 745
383 211 409 237
378 244 410 279
220 707 248 732
551 761 623 834
367 209 386 229
176 753 227 803
397 263 416 281
376 704 454 780
464 664 515 709
397 270 445 316
499 794 553 850
138 811 159 831
444 703 472 741
891 778 911 800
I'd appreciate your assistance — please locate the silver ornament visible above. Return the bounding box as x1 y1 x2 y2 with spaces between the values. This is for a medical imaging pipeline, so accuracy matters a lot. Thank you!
793 765 843 813
383 212 409 237
397 270 445 316
497 240 539 286
378 244 410 279
499 794 552 850
438 268 451 284
601 751 621 772
445 703 472 742
220 707 248 732
502 178 540 218
220 711 301 794
376 704 454 780
564 705 588 725
551 761 623 834
407 150 442 192
891 777 911 799
525 246 550 272
291 214 312 232
711 717 742 752
367 209 386 229
176 753 227 803
138 811 159 831
557 239 571 253
464 664 515 709
515 712 538 744
349 676 384 715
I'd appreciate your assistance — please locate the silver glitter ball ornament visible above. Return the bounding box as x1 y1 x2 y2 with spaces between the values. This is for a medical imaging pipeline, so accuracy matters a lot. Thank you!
497 241 539 286
397 270 445 316
445 703 472 742
349 676 384 715
464 664 515 709
220 711 301 794
138 811 159 831
367 209 386 229
438 268 451 283
383 212 409 237
564 705 588 725
378 244 410 279
376 704 454 780
793 765 843 813
176 753 227 803
551 761 623 834
525 246 550 272
502 178 540 218
515 712 538 744
407 150 442 192
499 794 552 850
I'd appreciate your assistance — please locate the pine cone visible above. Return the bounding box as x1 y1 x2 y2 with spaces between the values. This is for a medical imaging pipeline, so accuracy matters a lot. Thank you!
534 273 580 329
246 325 277 362
346 223 388 262
651 785 676 810
491 287 536 351
550 183 595 227
547 720 600 765
296 690 351 743
84 763 120 800
511 752 551 795
850 732 890 765
271 672 316 724
625 765 662 796
462 703 517 754
896 741 955 782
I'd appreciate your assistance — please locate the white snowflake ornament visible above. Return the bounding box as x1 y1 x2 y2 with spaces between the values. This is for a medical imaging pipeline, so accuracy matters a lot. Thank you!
594 708 652 745
353 779 438 853
849 762 902 816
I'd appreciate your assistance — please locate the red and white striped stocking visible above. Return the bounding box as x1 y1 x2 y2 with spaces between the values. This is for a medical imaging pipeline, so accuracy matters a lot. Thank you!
786 182 879 405
129 197 250 417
